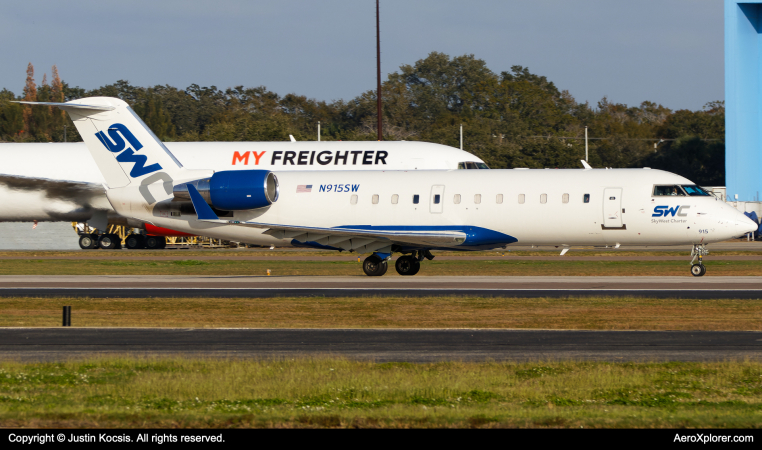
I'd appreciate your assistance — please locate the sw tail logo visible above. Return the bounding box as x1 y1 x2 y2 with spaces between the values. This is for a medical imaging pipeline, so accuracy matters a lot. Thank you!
653 205 690 217
95 123 162 178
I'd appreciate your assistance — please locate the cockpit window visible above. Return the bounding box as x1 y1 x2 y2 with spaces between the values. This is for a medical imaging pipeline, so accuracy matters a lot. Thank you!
681 185 711 196
653 185 686 196
458 162 490 169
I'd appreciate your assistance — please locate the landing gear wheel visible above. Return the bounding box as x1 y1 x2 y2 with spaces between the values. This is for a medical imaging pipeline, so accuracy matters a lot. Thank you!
78 234 98 249
363 255 388 276
125 234 145 249
98 234 119 250
145 236 165 249
691 264 706 277
395 255 421 276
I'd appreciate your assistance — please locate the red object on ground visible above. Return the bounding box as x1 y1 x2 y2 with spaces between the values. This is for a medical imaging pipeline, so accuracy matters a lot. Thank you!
145 223 196 237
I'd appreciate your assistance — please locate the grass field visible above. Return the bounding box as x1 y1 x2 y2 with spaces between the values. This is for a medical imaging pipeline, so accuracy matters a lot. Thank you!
2 296 761 330
0 258 761 276
1 358 761 428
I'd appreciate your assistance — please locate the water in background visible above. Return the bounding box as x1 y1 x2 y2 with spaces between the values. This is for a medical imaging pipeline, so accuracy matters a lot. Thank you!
0 222 79 250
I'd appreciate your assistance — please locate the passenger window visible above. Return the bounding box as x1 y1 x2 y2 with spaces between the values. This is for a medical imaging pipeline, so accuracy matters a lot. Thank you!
454 194 461 204
518 194 525 204
372 194 379 204
434 194 441 204
474 194 481 204
540 194 547 204
391 194 399 204
653 185 686 196
413 195 419 204
562 193 569 203
583 194 590 203
496 194 503 204
350 194 358 205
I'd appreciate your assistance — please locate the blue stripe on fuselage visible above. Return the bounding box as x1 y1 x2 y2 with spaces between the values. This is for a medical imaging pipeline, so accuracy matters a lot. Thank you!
333 225 518 248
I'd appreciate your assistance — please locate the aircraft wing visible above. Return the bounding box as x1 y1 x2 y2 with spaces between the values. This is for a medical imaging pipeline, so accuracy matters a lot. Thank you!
185 182 466 251
250 223 465 251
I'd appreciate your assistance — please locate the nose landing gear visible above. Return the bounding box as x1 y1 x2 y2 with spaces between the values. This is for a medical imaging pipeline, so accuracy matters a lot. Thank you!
690 244 708 277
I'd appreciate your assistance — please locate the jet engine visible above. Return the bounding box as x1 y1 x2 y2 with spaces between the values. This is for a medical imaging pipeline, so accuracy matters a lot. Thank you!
173 170 279 210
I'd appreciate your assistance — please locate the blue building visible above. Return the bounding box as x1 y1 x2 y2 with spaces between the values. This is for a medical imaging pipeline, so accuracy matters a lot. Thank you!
726 0 762 201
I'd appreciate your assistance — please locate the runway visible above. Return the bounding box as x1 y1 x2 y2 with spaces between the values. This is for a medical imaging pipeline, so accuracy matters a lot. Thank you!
1 328 760 362
1 275 762 298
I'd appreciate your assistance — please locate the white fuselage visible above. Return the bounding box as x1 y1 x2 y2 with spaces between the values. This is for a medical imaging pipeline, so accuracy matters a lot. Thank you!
0 141 485 222
111 168 757 249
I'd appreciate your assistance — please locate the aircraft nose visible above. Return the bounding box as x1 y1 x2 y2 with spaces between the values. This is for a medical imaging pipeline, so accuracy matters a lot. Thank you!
741 215 759 234
730 208 758 235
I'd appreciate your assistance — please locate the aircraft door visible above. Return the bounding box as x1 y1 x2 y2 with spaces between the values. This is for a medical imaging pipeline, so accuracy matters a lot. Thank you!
602 188 623 228
430 185 445 214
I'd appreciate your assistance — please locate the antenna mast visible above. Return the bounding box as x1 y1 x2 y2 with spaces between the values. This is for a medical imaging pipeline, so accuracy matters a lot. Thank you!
376 0 383 141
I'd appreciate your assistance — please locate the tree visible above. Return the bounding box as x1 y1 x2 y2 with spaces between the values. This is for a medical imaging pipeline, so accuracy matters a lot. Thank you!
21 63 36 136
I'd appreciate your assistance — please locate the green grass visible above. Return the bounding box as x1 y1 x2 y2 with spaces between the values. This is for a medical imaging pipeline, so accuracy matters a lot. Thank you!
2 358 762 428
1 258 761 276
2 296 761 330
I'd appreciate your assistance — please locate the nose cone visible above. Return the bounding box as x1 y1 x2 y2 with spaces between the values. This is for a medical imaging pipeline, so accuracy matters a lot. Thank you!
729 208 759 236
740 214 759 234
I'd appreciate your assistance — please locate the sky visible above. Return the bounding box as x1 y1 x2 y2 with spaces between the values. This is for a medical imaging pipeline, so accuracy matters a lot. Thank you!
0 0 723 111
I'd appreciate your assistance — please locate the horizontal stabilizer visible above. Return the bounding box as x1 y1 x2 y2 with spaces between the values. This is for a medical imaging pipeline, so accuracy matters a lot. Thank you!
13 101 115 113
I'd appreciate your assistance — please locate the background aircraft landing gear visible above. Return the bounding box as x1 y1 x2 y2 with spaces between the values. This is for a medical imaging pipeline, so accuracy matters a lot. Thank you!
145 236 166 250
690 244 708 277
395 255 420 276
98 234 121 250
78 234 99 249
125 234 145 249
363 255 388 276
691 264 706 277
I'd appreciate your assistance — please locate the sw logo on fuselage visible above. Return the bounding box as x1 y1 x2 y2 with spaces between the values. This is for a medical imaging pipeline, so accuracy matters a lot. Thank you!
95 123 162 178
652 205 690 217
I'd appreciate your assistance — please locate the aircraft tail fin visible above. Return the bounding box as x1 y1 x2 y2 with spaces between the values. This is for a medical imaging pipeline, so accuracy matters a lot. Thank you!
15 97 186 189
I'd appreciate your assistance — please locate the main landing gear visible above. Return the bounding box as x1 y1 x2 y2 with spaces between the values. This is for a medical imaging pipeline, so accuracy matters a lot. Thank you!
362 254 388 276
690 244 708 277
395 255 421 276
362 250 434 277
124 235 167 250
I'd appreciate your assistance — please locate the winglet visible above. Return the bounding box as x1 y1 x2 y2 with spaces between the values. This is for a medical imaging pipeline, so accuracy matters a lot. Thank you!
289 135 296 142
581 160 592 170
187 184 219 221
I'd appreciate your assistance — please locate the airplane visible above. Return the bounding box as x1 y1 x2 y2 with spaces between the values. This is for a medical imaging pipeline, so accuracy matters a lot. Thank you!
19 97 758 277
0 124 487 248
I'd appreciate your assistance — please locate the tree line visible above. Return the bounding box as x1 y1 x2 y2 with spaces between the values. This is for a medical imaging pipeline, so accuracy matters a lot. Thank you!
0 54 725 185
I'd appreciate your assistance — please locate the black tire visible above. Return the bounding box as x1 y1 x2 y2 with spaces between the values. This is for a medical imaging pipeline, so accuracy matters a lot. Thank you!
125 235 145 249
78 234 97 249
98 234 118 250
145 236 165 249
395 255 421 276
363 255 388 276
691 264 705 277
157 237 167 249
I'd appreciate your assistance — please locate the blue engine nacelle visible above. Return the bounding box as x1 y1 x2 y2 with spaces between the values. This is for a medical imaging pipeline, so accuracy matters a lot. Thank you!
173 170 279 210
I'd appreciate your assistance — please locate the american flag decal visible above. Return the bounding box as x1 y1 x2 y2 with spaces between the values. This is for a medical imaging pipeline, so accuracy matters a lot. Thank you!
296 184 312 193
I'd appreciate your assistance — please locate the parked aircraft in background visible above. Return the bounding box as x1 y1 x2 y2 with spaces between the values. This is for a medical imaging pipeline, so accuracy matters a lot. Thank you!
21 97 757 277
0 127 487 247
